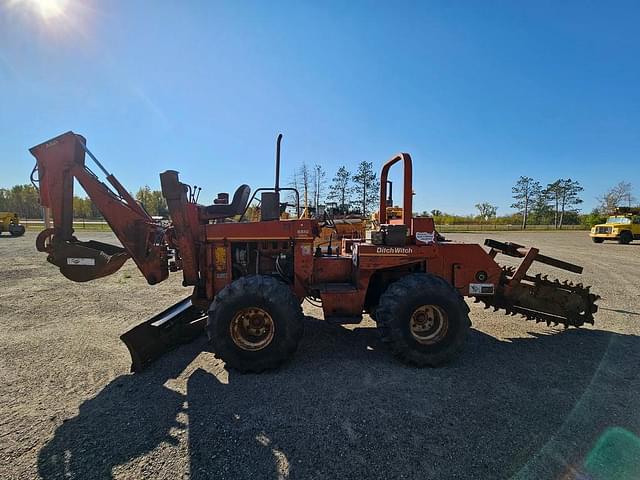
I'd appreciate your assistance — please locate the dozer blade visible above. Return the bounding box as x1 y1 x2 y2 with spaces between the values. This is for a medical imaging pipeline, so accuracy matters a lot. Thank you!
120 297 207 372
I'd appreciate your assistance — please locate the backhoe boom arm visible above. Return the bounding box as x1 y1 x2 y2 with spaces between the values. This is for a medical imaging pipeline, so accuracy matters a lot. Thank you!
30 131 169 284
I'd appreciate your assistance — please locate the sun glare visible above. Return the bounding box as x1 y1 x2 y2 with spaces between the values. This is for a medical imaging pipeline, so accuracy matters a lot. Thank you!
29 0 67 19
2 0 92 39
4 0 70 21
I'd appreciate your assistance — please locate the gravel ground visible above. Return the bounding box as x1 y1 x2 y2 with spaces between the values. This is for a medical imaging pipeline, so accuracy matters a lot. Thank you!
1 231 639 479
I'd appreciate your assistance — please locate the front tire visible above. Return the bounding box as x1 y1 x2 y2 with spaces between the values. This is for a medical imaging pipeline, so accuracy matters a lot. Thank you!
619 231 633 244
207 275 304 373
591 237 604 244
375 273 470 367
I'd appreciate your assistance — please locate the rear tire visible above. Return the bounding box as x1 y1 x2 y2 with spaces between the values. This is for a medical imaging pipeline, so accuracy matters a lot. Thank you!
591 237 604 244
9 225 25 237
375 273 470 367
619 231 633 244
207 275 304 373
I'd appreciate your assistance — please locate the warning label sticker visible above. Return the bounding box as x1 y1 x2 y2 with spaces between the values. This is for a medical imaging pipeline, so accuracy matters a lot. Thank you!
416 232 435 244
66 258 96 266
469 283 495 295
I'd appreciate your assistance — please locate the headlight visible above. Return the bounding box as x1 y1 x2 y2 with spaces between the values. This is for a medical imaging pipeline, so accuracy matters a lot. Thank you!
591 228 595 233
612 228 619 234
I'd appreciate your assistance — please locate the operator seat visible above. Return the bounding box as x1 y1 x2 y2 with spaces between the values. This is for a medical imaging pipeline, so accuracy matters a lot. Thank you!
202 184 251 220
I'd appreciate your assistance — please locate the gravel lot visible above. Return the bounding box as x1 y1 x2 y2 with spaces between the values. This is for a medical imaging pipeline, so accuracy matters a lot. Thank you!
1 231 639 479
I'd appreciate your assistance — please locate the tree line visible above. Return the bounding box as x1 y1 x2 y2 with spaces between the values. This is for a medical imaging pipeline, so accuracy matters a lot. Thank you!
508 177 636 229
0 185 168 219
510 176 584 229
1 173 635 228
289 161 380 216
466 176 586 230
430 179 636 229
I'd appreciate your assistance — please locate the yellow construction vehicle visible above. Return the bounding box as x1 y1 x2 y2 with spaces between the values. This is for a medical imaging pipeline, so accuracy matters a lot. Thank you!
371 180 406 225
315 217 366 254
371 205 403 224
0 212 26 237
590 207 640 244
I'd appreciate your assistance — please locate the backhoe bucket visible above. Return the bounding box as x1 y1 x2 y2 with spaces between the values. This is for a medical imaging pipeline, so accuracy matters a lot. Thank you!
120 297 207 372
37 230 130 282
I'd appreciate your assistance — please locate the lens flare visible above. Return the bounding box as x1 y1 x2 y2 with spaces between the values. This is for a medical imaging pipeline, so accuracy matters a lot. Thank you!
2 0 94 41
30 0 67 19
4 0 71 22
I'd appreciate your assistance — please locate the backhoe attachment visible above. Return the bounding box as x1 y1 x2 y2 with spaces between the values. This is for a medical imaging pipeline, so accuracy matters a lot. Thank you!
478 239 599 327
30 132 169 285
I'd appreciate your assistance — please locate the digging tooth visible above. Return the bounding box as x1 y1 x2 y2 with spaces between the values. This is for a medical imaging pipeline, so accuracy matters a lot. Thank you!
477 279 599 331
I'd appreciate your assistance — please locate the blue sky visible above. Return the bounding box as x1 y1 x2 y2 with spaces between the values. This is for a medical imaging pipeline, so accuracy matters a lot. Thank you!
1 0 639 215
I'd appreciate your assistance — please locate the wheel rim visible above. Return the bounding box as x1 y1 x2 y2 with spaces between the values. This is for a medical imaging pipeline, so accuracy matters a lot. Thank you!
229 307 275 351
409 304 449 345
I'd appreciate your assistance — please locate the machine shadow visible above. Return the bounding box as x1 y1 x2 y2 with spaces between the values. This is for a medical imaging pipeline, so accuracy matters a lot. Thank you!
38 319 640 480
36 340 203 480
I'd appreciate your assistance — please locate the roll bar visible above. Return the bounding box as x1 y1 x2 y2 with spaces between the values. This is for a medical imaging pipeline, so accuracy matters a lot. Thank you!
378 153 413 227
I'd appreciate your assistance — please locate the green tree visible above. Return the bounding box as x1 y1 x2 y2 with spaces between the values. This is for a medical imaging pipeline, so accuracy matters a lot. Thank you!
529 188 553 225
545 179 583 228
289 163 312 215
475 202 497 222
311 164 326 211
581 209 608 228
327 166 352 214
70 195 102 219
135 186 168 217
2 185 41 218
0 188 10 212
557 179 583 228
597 181 635 213
511 177 540 229
352 161 379 216
545 180 562 227
73 196 89 218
